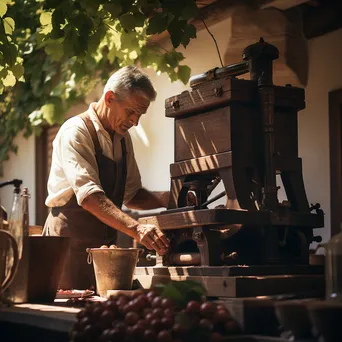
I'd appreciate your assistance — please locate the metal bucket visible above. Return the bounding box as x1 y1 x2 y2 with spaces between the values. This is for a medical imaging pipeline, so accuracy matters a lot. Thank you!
87 247 143 297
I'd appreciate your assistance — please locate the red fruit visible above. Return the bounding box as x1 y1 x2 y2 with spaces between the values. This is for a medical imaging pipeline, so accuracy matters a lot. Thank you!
199 318 213 331
146 290 157 300
214 309 231 324
224 319 240 334
200 302 216 318
76 310 86 320
216 304 228 312
144 307 153 315
152 307 164 318
135 294 150 309
164 307 174 317
152 296 163 308
109 327 126 340
132 289 145 298
144 329 157 341
83 324 101 340
131 324 145 337
79 317 91 329
161 316 173 329
210 332 224 342
145 312 154 323
125 311 140 326
172 323 188 337
157 330 173 342
150 318 163 331
113 321 126 334
136 319 148 329
161 297 173 309
116 295 129 306
186 301 201 315
104 299 118 312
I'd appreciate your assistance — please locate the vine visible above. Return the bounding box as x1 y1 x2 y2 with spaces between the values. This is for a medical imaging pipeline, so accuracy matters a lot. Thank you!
0 0 199 174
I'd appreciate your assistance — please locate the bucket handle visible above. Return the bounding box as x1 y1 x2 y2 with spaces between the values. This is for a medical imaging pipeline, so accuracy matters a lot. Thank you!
86 248 93 264
137 248 144 256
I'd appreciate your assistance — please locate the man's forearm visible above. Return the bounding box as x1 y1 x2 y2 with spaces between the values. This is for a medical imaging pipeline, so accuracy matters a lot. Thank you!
126 188 169 210
82 192 139 239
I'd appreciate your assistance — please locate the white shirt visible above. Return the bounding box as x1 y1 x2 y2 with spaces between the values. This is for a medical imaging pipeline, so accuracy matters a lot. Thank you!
45 104 142 207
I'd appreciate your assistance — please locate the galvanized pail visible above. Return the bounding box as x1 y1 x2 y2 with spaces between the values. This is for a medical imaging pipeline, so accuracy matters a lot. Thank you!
87 247 143 297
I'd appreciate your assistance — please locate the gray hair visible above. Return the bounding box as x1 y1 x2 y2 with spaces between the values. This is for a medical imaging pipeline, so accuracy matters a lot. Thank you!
103 65 157 102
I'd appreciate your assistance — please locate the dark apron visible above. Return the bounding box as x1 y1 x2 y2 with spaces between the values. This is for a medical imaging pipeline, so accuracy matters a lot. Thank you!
43 112 127 290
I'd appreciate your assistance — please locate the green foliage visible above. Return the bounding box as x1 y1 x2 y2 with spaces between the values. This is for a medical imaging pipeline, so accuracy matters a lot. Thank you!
0 0 199 173
155 280 206 308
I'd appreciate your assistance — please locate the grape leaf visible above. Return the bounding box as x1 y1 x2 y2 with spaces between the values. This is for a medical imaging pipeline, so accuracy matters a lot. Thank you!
133 11 145 27
45 41 64 61
3 70 16 86
157 280 206 308
41 98 63 125
177 65 191 84
11 64 24 79
4 17 15 35
168 19 186 48
120 31 140 50
182 23 196 48
0 2 7 17
40 12 52 26
63 29 75 57
119 13 136 31
107 45 118 63
103 2 122 19
180 1 198 20
51 7 65 30
146 13 168 34
88 25 106 54
3 43 17 66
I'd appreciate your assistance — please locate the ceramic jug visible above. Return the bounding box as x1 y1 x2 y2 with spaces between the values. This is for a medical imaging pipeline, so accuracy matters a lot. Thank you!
0 230 19 295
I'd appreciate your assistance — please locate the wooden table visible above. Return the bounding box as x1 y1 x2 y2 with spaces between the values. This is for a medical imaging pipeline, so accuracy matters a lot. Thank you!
0 300 79 342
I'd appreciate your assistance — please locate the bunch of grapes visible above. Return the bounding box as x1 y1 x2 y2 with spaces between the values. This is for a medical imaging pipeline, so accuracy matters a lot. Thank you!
69 290 241 342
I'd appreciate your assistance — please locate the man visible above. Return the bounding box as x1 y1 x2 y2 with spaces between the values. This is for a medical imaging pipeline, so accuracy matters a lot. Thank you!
43 66 169 290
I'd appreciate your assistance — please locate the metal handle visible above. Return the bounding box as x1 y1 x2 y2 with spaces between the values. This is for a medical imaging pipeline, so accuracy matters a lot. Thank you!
0 230 19 295
199 190 226 209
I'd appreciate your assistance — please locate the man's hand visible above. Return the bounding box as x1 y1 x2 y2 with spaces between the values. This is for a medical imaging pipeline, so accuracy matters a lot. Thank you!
134 224 169 255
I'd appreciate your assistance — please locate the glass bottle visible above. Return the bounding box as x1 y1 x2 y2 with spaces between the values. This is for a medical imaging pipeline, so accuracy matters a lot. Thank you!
8 186 23 260
21 187 30 237
325 227 342 300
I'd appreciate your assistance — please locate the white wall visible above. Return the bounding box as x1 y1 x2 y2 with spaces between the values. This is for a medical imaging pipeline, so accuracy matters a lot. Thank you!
0 133 36 225
131 18 233 207
299 28 342 243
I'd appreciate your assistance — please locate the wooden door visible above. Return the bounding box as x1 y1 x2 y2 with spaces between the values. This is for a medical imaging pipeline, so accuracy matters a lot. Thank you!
329 88 342 236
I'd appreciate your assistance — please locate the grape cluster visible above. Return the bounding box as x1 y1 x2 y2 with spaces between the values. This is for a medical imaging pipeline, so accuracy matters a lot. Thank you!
70 290 241 342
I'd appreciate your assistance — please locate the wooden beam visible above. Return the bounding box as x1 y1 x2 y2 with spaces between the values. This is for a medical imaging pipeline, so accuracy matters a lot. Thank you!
302 2 342 39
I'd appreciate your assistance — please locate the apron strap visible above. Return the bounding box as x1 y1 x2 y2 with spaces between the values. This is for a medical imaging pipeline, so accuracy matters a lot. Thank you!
79 112 102 155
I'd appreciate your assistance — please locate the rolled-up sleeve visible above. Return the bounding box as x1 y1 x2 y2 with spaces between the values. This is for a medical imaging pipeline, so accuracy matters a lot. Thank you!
123 133 142 204
57 124 105 205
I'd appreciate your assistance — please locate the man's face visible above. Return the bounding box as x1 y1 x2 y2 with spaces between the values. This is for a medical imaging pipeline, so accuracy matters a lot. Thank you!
105 91 150 135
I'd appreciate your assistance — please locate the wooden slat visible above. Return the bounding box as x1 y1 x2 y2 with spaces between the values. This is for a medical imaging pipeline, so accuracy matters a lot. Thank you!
175 107 231 161
135 265 324 277
165 78 255 118
138 209 323 230
170 151 232 177
134 274 324 298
